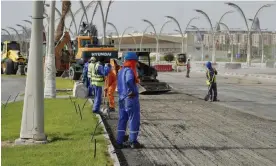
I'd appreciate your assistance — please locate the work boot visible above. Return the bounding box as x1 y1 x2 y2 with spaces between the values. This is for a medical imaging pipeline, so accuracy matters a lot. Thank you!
124 135 129 142
130 141 144 149
109 107 116 112
115 141 130 149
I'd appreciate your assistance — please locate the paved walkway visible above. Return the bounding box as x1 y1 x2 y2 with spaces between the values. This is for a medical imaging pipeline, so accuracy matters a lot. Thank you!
104 89 276 166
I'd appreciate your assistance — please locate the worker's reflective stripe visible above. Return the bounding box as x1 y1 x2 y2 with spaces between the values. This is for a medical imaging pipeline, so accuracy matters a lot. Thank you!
129 131 139 133
91 63 104 86
207 70 216 82
117 130 126 132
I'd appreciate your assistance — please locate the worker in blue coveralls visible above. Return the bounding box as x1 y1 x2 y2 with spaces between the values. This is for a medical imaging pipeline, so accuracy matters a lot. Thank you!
116 52 144 149
89 56 111 114
206 61 219 102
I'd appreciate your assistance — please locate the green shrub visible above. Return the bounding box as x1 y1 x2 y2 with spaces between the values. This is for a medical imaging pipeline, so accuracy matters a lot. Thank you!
164 53 174 62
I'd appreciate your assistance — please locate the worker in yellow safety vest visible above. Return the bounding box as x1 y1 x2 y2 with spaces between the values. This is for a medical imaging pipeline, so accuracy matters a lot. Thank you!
205 61 218 102
88 56 111 114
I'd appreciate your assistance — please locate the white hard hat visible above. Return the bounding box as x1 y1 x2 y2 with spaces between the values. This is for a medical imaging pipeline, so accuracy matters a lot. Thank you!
90 57 96 62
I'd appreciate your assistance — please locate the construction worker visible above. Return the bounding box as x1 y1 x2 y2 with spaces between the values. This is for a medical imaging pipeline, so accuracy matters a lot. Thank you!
116 52 143 149
87 57 97 97
89 57 110 114
186 58 191 78
105 60 120 112
205 61 218 102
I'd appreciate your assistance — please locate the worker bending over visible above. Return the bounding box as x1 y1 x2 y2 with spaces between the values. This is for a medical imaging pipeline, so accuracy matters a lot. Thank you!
89 57 110 114
206 61 218 102
116 52 143 149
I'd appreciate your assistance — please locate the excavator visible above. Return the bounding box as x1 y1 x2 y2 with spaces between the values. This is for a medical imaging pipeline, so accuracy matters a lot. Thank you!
69 35 118 80
53 31 74 76
1 41 27 75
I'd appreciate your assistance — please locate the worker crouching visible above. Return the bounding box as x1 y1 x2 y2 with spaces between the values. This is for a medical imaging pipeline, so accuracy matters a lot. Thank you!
88 57 110 114
116 52 143 149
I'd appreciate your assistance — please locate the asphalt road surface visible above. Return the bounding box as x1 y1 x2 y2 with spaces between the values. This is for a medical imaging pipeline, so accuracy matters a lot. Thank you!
105 72 276 166
1 76 26 102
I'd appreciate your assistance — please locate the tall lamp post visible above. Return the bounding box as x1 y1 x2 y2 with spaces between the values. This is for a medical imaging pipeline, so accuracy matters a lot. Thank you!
219 22 234 62
107 22 120 46
248 18 264 64
142 19 159 54
15 0 47 145
16 24 30 55
140 25 151 51
128 34 138 51
98 0 113 45
1 28 12 40
225 2 273 66
194 10 233 63
191 25 204 61
118 26 134 52
165 16 184 53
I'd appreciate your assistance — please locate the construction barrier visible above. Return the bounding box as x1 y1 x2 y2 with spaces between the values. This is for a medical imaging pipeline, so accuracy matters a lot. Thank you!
154 65 173 72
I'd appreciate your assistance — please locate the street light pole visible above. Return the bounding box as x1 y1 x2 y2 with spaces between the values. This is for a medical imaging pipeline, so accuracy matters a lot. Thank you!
183 17 200 54
128 34 137 51
191 25 204 61
249 18 264 64
118 26 134 52
165 16 184 53
16 24 30 55
1 28 12 40
142 19 159 55
107 22 120 47
98 0 113 45
44 0 56 98
140 25 151 51
194 9 216 63
219 22 234 62
15 0 47 145
225 2 273 66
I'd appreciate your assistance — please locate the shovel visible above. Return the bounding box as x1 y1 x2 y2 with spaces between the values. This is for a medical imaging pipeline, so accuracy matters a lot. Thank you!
137 83 147 94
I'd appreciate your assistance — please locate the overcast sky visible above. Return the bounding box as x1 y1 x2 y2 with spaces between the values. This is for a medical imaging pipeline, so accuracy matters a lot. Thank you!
1 1 276 36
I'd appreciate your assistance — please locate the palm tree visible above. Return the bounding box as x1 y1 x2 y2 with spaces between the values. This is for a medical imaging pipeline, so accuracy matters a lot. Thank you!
55 0 71 42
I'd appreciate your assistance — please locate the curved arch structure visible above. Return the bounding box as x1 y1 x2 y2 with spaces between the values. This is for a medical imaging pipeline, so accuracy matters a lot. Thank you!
142 19 159 53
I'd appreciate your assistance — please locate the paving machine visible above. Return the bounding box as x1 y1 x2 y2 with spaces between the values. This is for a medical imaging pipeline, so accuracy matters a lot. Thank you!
117 51 171 94
1 41 27 75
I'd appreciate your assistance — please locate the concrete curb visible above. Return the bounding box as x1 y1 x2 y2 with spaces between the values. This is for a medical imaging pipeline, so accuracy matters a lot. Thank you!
194 70 276 81
88 99 120 166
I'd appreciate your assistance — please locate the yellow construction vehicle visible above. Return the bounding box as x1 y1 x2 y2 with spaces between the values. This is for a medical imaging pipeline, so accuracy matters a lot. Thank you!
173 53 187 72
68 35 118 80
1 41 27 75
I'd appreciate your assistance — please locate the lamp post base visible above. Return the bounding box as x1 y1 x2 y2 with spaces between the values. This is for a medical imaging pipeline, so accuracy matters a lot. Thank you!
14 137 48 146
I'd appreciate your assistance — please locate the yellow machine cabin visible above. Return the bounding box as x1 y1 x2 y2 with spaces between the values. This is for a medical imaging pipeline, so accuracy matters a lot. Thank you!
1 41 27 74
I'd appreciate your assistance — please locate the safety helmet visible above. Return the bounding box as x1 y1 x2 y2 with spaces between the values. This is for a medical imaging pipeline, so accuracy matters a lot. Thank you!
124 52 138 61
90 57 96 63
206 61 212 69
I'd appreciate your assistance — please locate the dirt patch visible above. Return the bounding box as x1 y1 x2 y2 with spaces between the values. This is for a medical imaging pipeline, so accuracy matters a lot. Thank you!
1 140 14 147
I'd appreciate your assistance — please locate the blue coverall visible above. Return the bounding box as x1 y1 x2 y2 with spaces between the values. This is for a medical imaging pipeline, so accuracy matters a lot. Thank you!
116 67 140 144
92 63 110 113
83 62 93 96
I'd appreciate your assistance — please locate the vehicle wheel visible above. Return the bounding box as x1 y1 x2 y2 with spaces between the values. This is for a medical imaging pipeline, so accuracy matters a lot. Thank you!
13 62 19 74
69 67 78 80
24 65 28 75
5 59 14 75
